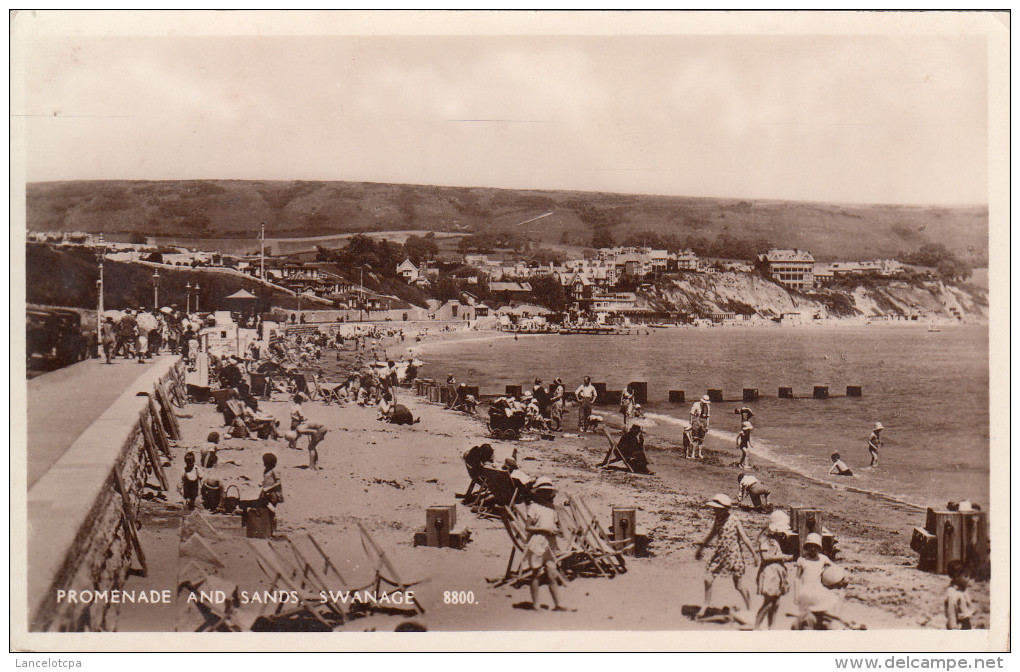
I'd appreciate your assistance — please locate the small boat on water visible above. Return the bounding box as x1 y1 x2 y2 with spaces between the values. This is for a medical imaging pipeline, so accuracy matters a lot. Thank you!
648 323 673 329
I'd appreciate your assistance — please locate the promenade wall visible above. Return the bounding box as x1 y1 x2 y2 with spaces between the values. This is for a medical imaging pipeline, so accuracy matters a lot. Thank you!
27 358 185 632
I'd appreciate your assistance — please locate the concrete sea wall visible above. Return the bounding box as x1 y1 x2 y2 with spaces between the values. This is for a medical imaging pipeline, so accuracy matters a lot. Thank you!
27 358 184 632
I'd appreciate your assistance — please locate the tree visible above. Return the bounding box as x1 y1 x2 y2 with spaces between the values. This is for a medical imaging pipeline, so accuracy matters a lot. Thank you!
528 274 568 311
403 235 438 263
936 258 972 282
592 228 615 249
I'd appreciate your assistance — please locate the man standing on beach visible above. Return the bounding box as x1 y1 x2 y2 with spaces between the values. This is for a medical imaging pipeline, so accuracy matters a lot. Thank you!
575 376 597 432
690 394 711 459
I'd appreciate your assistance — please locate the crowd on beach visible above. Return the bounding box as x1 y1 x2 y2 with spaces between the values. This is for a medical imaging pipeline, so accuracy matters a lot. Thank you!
170 320 980 631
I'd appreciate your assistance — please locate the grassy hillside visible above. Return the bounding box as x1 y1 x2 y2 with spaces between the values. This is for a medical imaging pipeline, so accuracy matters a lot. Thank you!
26 179 988 263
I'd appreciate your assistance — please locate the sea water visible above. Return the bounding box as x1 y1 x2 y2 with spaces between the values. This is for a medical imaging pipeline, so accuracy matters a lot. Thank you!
417 324 989 508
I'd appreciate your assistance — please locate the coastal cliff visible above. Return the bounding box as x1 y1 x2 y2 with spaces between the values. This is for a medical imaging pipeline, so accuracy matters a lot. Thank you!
641 271 988 322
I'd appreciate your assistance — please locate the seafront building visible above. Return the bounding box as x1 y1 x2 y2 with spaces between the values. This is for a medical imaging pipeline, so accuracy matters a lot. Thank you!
755 249 816 290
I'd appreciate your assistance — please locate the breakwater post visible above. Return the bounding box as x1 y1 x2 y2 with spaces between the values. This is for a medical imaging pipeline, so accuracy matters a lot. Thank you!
593 382 608 404
668 390 685 404
813 386 829 399
846 385 863 397
779 387 794 399
743 388 759 402
628 382 648 405
707 389 724 403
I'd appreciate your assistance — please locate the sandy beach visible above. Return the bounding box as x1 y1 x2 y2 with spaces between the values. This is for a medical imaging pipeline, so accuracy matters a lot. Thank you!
120 327 989 633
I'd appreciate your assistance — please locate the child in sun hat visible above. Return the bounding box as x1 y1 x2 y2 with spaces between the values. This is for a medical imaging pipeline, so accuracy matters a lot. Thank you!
521 477 572 612
694 493 755 619
868 422 884 467
736 421 753 469
755 510 793 630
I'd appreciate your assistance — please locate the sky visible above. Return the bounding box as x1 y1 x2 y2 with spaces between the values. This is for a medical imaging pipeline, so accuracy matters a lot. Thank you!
15 15 991 205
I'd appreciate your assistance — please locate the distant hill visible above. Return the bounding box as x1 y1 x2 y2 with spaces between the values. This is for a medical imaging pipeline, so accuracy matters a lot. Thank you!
25 180 988 263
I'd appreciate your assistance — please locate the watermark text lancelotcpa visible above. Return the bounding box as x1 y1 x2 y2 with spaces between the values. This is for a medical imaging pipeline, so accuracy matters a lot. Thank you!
15 659 82 668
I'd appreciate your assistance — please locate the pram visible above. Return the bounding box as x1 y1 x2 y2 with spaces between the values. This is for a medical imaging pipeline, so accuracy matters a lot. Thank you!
487 407 527 440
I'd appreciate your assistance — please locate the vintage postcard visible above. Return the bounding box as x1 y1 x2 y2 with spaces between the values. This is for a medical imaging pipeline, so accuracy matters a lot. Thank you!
10 10 1009 653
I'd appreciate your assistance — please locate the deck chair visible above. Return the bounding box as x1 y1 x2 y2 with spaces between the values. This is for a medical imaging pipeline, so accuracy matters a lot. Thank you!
210 388 238 414
598 427 636 473
491 503 572 587
320 382 347 405
566 495 629 575
246 539 342 630
471 467 519 520
250 373 270 399
355 521 426 615
178 575 260 632
554 503 614 578
270 536 349 624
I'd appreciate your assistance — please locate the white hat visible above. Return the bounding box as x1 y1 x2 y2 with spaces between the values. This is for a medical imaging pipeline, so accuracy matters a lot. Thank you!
768 510 791 534
701 394 711 402
707 493 732 509
804 532 823 549
742 421 753 430
874 422 884 431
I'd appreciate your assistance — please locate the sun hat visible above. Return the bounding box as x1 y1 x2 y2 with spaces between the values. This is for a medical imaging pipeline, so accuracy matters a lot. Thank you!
804 532 823 549
742 421 753 430
701 394 711 402
707 493 732 509
821 564 848 588
522 390 533 398
768 510 792 534
874 422 884 431
532 477 557 493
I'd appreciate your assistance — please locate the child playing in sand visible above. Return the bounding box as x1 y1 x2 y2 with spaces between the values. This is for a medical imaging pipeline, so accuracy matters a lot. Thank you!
199 432 220 469
945 560 975 629
736 421 753 469
755 511 793 630
259 452 284 511
736 473 772 511
829 452 853 476
180 451 201 511
521 478 572 612
695 493 755 619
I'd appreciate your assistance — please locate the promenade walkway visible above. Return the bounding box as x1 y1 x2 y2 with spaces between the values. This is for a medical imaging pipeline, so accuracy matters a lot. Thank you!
27 356 178 489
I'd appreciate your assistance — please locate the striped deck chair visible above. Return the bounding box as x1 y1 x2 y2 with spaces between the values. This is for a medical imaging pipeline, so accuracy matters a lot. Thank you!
247 539 342 630
566 495 629 575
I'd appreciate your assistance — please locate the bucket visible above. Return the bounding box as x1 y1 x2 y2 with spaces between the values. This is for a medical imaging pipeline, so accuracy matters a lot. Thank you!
219 485 241 514
201 479 223 511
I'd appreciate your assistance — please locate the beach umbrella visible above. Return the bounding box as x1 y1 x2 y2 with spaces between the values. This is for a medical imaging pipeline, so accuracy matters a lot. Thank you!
103 309 124 320
136 312 159 331
160 306 173 314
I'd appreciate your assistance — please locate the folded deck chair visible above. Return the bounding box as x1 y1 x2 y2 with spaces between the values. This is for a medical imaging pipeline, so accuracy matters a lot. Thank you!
246 539 341 630
355 522 426 615
566 495 630 575
270 536 349 624
554 503 614 578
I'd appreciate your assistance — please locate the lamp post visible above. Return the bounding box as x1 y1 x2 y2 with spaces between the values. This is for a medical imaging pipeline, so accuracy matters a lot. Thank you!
185 282 192 313
194 283 201 313
96 233 105 335
152 269 160 310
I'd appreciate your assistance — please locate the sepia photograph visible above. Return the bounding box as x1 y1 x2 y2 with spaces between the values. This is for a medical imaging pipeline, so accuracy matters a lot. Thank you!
9 10 1009 654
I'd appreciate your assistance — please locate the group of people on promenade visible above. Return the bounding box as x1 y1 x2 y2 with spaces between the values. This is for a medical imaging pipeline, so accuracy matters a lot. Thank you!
99 305 202 364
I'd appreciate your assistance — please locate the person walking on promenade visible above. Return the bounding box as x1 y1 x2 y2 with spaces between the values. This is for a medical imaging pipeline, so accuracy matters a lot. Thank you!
690 394 711 459
101 316 117 364
868 422 884 467
116 310 138 360
574 376 597 432
695 493 756 619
